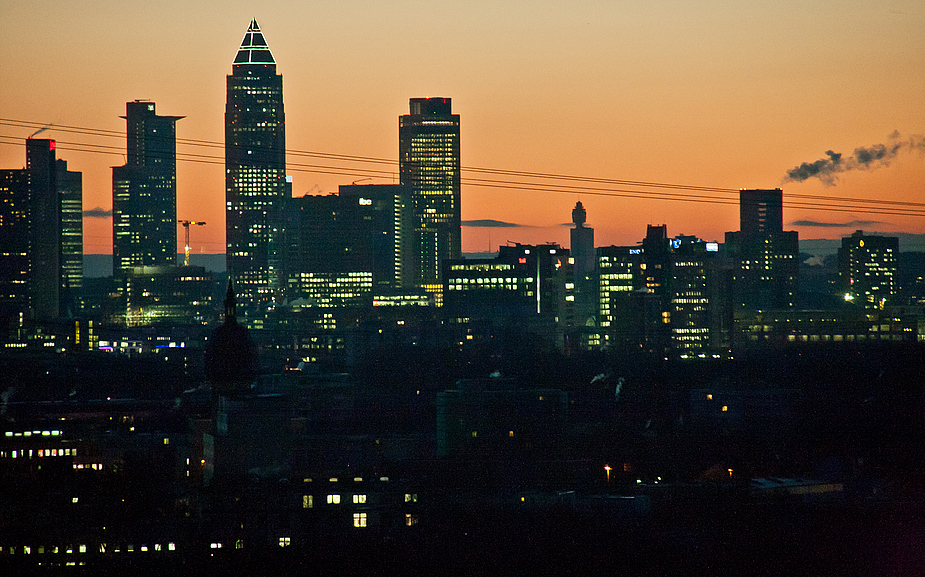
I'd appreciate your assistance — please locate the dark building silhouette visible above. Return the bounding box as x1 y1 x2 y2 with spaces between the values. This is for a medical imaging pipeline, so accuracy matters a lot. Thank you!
205 280 258 396
725 189 798 311
399 97 461 291
570 201 595 279
838 230 898 309
225 19 287 314
26 139 60 320
112 101 182 279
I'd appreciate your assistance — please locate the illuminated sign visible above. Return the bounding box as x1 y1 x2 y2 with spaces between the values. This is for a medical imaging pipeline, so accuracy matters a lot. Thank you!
359 198 372 205
706 242 719 252
628 248 641 255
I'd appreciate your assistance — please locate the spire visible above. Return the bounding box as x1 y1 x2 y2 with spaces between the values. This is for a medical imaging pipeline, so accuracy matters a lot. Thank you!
233 19 276 66
224 278 237 324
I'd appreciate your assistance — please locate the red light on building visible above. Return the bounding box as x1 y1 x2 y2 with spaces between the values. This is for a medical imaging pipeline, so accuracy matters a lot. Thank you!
49 141 56 151
518 258 526 264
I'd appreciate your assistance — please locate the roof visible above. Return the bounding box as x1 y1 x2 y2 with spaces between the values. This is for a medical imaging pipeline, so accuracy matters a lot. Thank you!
233 19 276 66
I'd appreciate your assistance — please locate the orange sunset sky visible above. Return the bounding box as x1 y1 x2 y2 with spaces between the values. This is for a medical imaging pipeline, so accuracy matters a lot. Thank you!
1 1 923 256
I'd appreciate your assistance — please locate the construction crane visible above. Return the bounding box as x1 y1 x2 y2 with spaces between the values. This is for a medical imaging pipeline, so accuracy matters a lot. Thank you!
178 220 206 267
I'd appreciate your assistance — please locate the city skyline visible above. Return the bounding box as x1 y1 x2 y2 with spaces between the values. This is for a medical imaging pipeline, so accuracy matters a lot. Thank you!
1 2 923 255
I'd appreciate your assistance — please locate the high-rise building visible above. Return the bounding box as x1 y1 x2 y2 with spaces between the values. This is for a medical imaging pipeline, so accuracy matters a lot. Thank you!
338 184 413 290
725 189 798 311
0 139 63 321
838 230 898 309
58 159 82 308
225 19 287 313
399 97 461 291
112 100 182 279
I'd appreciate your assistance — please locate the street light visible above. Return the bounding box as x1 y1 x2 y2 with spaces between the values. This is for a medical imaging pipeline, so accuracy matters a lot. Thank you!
604 464 612 483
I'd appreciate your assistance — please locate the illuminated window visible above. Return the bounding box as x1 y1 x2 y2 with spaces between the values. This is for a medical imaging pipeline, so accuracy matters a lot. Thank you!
327 494 341 504
405 514 419 526
721 405 728 412
352 494 366 504
303 495 313 508
279 537 291 547
353 513 367 527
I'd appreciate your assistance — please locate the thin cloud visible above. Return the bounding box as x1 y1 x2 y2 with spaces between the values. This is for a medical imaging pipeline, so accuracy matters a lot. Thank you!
83 207 112 218
462 219 525 228
791 219 883 228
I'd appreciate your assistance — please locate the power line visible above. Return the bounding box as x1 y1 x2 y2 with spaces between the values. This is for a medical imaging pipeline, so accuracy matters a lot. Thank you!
2 118 924 218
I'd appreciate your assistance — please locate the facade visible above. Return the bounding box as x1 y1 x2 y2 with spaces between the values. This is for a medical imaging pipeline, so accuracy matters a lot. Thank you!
338 184 413 290
112 101 182 279
725 189 798 311
399 97 461 291
225 19 287 314
57 159 82 311
596 245 644 349
0 167 31 321
123 265 214 327
838 230 898 309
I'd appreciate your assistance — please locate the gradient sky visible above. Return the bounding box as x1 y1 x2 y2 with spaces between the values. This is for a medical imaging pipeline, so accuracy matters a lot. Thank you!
1 1 923 255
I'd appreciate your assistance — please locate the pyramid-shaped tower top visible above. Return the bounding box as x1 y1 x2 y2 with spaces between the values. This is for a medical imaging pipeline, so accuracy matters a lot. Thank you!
233 19 276 66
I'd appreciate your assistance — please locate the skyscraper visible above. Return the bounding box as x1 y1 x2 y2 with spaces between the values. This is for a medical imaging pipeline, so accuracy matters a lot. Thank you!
112 100 182 278
399 97 461 291
225 19 287 313
725 189 798 311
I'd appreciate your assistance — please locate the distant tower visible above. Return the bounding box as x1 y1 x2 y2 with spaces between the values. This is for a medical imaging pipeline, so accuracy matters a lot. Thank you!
399 97 461 291
112 100 182 278
725 189 798 310
570 201 595 278
225 19 287 314
839 230 898 309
